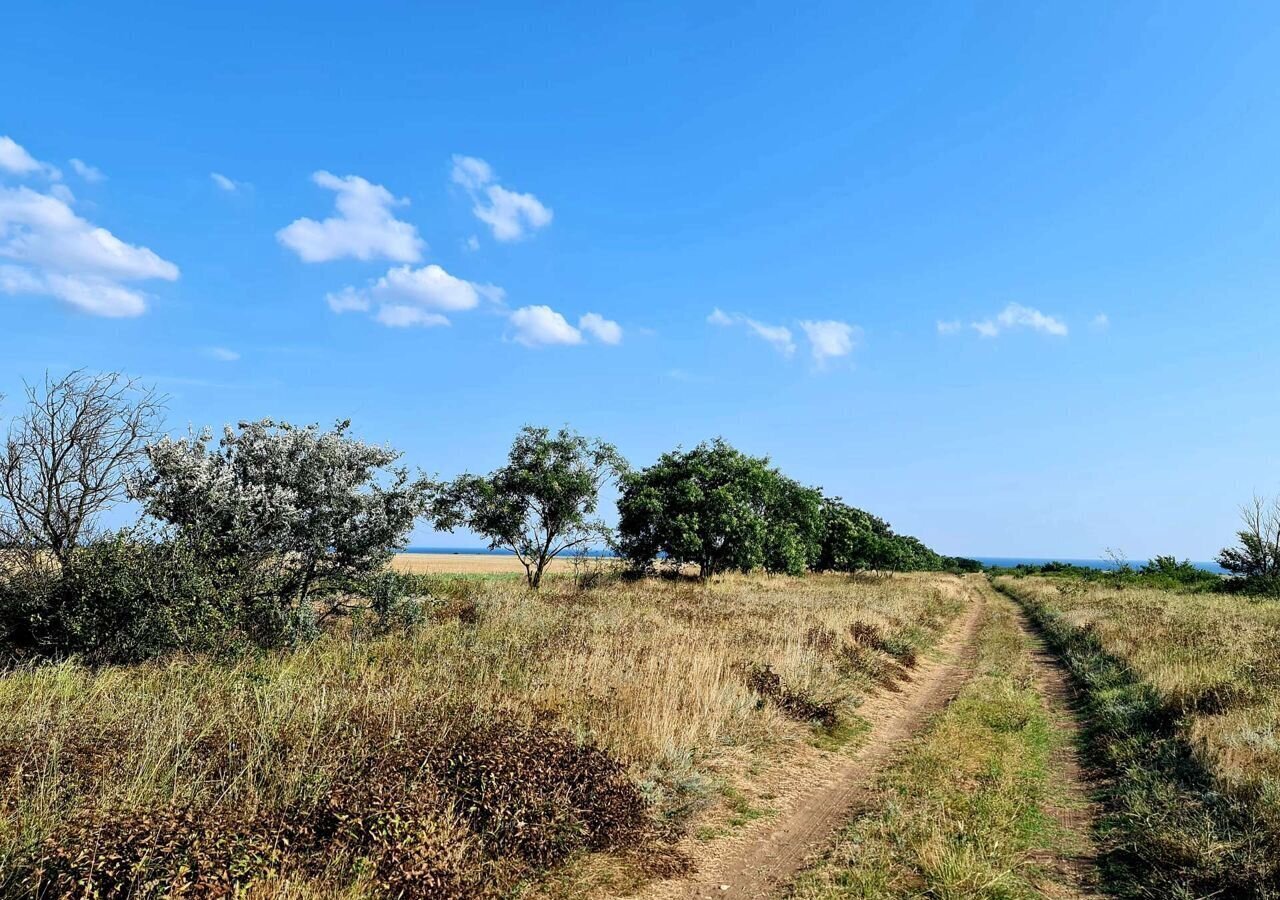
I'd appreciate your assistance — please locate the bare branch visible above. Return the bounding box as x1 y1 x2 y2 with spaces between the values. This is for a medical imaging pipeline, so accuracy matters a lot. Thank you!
0 370 164 566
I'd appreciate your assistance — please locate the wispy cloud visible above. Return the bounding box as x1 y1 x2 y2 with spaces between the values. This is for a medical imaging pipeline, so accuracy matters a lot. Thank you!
708 308 795 357
204 346 240 362
451 155 552 243
210 172 245 192
1091 313 1110 331
278 171 424 263
936 319 963 335
970 303 1067 338
69 158 105 183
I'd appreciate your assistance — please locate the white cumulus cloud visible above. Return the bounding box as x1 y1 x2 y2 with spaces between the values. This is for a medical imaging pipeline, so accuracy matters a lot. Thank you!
0 136 58 178
451 155 553 243
375 304 450 328
799 319 859 365
0 170 178 317
278 171 424 263
509 305 582 347
971 303 1068 338
327 263 502 327
579 312 622 345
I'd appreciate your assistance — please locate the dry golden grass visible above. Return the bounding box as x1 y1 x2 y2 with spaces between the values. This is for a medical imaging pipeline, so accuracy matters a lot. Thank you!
997 577 1280 792
0 572 968 898
996 575 1280 895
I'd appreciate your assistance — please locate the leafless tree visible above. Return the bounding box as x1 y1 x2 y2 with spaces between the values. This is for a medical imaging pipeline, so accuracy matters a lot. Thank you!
1217 493 1280 580
0 371 163 568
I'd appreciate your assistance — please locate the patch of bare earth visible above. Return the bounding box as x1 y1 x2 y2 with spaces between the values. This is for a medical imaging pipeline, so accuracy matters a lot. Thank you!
631 580 987 900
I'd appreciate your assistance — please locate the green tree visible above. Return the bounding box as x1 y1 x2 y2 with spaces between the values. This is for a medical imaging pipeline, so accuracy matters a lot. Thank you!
430 426 626 589
618 439 793 579
763 476 823 575
817 497 943 572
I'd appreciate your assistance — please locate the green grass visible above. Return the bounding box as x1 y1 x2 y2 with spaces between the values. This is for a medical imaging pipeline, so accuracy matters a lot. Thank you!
995 575 1280 899
789 587 1077 899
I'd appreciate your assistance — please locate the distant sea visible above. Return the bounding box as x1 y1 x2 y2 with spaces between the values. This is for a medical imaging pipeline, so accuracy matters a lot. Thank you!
405 548 1226 573
973 556 1227 574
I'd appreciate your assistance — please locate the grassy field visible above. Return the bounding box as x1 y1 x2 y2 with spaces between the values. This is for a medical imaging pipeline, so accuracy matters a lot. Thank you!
995 575 1280 898
0 571 967 899
789 583 1090 900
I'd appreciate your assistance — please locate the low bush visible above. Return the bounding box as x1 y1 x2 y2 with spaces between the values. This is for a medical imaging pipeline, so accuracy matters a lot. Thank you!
0 532 232 665
23 716 654 900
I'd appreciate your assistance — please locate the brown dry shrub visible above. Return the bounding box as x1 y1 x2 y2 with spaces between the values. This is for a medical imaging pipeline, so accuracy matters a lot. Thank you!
318 762 497 899
744 664 838 727
29 805 290 899
431 720 650 866
849 620 888 652
24 716 654 899
803 625 838 652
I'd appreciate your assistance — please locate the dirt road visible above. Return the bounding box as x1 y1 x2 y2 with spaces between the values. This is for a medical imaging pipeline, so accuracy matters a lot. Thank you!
636 581 988 900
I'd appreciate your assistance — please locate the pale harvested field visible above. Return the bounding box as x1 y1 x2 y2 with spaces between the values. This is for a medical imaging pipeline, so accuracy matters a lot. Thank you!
391 552 615 575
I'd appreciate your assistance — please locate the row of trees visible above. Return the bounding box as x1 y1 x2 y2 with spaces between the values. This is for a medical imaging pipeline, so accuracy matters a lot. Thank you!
1 370 961 662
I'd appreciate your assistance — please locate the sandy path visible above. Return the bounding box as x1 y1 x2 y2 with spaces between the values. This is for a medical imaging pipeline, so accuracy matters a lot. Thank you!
634 580 987 900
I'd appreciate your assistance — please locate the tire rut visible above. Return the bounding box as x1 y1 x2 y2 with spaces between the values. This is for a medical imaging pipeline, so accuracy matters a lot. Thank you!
633 580 987 900
1001 590 1105 899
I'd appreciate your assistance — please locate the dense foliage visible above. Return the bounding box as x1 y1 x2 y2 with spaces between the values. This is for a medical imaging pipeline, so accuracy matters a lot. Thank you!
431 426 626 587
817 497 946 573
617 440 819 578
133 419 428 643
617 440 949 578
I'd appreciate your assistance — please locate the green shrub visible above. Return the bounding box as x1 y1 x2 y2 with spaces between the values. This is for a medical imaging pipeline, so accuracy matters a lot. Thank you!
0 532 232 665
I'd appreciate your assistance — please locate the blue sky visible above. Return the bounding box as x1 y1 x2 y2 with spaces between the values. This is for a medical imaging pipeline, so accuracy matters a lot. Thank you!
3 2 1280 559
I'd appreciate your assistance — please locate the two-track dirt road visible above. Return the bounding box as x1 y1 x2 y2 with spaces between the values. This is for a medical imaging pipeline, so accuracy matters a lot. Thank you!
632 577 1101 900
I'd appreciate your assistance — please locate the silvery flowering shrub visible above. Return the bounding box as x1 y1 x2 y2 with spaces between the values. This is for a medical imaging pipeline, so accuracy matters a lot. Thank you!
133 419 428 643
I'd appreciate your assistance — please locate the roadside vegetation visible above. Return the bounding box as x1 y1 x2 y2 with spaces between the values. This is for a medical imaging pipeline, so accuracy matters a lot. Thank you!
995 575 1280 898
0 572 967 898
789 583 1087 899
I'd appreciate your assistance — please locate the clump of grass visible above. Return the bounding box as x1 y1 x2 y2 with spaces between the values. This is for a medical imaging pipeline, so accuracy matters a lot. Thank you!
745 663 840 727
996 576 1280 898
790 589 1068 900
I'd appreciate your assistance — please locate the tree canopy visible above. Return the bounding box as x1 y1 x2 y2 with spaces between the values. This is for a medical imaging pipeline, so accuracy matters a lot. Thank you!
430 426 626 588
134 419 426 640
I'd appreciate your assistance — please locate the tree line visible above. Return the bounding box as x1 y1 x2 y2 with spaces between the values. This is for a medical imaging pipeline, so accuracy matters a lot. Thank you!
0 371 973 663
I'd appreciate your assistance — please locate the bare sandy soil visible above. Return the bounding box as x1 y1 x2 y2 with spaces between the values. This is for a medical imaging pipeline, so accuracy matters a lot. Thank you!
391 552 616 575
